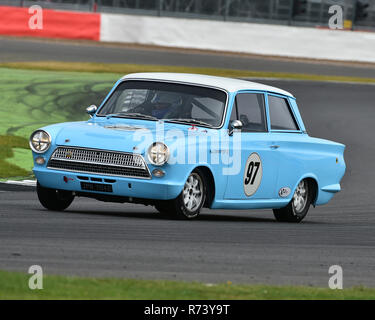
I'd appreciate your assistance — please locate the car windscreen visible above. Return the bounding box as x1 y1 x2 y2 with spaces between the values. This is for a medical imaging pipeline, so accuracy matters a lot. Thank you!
97 80 227 127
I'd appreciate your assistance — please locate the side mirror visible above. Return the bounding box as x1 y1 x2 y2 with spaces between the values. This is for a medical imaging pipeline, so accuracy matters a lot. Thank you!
229 120 243 136
86 105 97 118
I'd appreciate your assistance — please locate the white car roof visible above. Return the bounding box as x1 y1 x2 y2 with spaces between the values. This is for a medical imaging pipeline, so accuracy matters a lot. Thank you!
121 73 294 97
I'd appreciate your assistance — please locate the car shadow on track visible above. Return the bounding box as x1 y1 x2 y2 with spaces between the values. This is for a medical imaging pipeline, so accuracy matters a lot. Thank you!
42 207 324 224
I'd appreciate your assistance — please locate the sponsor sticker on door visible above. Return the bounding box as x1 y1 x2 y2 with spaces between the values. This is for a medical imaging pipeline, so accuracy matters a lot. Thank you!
279 187 291 198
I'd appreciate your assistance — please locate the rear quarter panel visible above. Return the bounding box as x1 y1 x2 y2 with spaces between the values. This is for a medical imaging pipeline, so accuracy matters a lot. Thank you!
272 133 346 206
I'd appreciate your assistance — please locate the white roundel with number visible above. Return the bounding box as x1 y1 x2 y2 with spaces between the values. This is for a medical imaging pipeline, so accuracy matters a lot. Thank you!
243 153 263 197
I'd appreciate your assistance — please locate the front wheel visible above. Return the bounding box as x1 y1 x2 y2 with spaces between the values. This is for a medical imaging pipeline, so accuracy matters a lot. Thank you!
37 182 74 211
273 179 313 223
155 169 206 220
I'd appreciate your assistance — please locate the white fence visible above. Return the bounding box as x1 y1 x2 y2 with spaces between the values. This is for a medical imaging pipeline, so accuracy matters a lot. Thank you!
100 13 375 63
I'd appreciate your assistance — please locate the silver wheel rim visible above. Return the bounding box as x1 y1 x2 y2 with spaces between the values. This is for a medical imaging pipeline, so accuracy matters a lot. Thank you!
183 173 203 213
292 180 308 215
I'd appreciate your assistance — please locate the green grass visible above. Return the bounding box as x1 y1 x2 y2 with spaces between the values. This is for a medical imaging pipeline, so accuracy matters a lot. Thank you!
0 135 31 178
0 67 118 179
0 270 374 300
1 61 375 84
0 67 117 138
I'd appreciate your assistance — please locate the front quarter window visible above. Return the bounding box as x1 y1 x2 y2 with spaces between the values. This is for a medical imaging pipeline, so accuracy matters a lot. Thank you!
229 93 267 132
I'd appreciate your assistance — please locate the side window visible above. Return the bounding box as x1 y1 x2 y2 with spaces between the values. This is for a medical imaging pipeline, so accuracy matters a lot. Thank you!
268 95 299 131
235 93 267 132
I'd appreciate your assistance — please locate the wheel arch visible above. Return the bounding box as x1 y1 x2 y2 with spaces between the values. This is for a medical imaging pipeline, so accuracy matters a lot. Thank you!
294 174 319 206
194 165 216 208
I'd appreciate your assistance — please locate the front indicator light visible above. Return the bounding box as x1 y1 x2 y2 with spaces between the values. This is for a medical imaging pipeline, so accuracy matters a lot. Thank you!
35 157 45 165
152 169 165 178
29 130 51 153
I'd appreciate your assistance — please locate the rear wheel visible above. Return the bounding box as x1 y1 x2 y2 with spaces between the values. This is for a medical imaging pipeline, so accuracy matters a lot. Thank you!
155 169 206 219
37 182 74 211
273 179 313 223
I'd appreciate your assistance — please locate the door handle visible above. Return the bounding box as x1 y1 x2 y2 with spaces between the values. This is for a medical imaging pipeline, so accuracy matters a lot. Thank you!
270 145 280 150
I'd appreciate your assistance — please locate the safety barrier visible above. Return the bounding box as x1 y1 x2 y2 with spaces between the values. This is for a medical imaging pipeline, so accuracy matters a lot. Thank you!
0 5 100 40
100 13 375 63
1 5 374 63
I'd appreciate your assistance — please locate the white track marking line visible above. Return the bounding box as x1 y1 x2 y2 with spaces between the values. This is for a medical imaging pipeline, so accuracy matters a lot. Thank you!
4 180 37 187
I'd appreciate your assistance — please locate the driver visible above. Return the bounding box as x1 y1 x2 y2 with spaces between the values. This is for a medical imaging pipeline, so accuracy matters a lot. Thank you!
151 92 182 119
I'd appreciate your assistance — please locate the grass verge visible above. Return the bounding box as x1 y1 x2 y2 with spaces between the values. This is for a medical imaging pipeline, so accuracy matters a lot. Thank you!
0 135 31 178
0 270 374 300
0 67 117 179
1 61 375 84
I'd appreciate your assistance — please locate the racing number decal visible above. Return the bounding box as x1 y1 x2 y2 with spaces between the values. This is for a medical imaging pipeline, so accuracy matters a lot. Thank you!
244 161 260 185
243 153 262 197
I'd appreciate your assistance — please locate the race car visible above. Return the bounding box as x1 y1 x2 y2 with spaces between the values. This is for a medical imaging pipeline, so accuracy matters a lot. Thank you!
30 73 346 222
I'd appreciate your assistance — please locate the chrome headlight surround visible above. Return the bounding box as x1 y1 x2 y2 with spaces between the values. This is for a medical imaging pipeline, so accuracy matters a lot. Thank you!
29 130 51 154
147 142 170 166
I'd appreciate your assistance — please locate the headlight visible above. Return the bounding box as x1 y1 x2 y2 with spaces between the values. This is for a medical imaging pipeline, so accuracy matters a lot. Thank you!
147 142 170 166
29 130 51 153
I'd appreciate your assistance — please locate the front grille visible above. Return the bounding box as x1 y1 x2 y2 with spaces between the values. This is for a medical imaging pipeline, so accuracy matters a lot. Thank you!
51 147 145 167
48 147 151 179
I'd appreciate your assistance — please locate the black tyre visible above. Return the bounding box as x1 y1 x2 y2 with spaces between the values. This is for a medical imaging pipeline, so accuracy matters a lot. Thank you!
273 179 313 223
154 169 206 220
154 201 174 218
37 182 74 211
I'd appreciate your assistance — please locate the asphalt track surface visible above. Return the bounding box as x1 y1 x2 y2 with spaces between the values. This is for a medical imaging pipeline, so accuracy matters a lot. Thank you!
1 36 375 78
0 38 375 287
1 78 374 287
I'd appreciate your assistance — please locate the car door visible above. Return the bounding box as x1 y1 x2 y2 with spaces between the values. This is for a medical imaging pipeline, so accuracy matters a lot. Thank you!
224 92 279 200
267 94 305 195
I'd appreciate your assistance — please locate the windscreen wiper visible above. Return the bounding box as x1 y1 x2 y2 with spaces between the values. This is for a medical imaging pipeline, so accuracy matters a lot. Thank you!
105 113 129 119
125 113 159 121
166 118 213 127
106 112 158 121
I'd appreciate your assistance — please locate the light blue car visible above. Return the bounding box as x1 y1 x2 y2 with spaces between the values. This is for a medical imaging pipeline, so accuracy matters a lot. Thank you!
30 73 346 222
